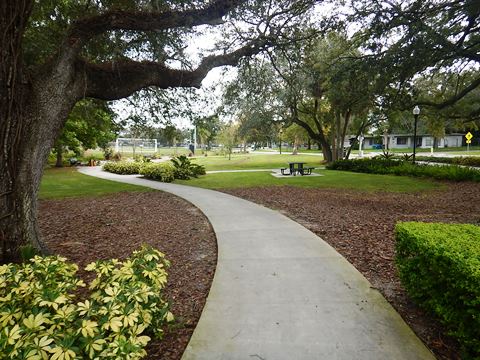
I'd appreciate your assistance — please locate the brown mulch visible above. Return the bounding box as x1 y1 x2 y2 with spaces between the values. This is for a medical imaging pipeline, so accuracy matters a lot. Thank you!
224 182 480 360
38 191 217 360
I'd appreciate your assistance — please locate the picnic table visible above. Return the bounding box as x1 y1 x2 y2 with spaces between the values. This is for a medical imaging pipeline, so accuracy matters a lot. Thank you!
281 162 314 176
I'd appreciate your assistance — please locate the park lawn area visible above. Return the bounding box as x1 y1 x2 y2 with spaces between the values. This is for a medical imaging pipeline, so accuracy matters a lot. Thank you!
191 153 324 171
175 169 442 192
40 167 152 199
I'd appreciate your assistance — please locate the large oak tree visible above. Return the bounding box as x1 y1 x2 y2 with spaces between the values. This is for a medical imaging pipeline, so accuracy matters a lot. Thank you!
0 0 317 262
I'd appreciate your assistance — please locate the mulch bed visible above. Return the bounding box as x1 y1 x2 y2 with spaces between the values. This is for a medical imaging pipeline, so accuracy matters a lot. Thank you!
225 182 480 360
38 181 480 359
38 191 217 360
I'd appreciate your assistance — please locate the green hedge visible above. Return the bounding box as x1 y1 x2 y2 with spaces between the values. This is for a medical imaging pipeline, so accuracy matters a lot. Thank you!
102 161 141 175
103 158 205 183
326 158 480 182
395 222 480 356
326 158 401 173
139 163 175 182
415 156 480 167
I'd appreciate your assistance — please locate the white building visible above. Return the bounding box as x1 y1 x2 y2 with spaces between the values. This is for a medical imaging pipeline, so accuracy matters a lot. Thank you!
362 133 464 149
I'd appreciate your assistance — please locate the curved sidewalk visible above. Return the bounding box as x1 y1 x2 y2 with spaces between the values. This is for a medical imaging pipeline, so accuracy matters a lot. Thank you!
80 167 434 360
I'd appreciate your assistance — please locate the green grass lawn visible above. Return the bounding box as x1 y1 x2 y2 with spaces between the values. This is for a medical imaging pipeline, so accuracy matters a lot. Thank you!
175 169 442 193
40 167 152 199
191 154 324 171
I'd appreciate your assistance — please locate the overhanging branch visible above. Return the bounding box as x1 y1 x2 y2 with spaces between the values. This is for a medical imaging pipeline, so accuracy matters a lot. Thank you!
417 76 480 109
81 40 267 100
68 0 242 45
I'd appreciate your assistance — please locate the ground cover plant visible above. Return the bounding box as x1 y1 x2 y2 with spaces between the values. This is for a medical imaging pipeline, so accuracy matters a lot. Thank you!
40 168 151 200
327 158 480 182
0 247 173 359
396 222 480 357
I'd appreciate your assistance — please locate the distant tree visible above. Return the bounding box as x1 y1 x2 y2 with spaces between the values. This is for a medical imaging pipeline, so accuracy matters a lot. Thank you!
194 115 221 151
224 32 377 161
54 100 117 166
348 0 480 119
218 122 239 160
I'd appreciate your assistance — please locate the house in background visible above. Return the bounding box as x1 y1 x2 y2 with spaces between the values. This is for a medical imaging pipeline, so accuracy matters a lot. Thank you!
362 133 464 149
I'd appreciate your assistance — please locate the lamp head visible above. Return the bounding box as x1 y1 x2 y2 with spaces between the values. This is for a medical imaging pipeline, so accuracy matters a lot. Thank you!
413 106 420 115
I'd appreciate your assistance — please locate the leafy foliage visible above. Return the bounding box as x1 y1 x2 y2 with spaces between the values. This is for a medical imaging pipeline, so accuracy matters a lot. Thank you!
395 222 480 357
327 158 480 182
0 247 173 359
170 155 206 180
415 156 480 167
139 163 175 183
103 161 142 175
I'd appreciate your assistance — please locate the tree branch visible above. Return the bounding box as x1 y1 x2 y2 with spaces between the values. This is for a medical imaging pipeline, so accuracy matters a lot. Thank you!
68 0 242 45
417 76 480 109
81 40 266 100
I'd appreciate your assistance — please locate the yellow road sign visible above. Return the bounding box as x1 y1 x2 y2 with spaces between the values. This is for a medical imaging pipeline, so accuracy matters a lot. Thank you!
466 139 472 144
465 132 473 140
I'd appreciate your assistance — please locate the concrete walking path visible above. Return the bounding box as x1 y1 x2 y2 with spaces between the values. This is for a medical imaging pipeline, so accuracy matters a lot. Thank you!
79 167 434 360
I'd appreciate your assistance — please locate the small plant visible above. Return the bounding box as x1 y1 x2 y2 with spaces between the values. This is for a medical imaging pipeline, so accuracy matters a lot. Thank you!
401 153 413 161
170 155 206 180
19 245 38 261
378 150 395 160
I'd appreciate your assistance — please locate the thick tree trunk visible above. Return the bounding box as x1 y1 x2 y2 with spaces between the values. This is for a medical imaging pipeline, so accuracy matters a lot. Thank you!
1 0 36 262
1 1 81 262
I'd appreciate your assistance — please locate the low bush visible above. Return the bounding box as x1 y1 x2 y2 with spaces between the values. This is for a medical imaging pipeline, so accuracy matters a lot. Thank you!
326 158 401 173
103 161 141 175
414 156 480 167
139 163 175 182
395 222 480 357
327 158 480 182
0 246 174 359
170 155 206 180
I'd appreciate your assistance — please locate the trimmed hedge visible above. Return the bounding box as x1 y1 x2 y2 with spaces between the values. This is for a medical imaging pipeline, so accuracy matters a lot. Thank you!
326 158 480 182
102 161 141 175
326 158 401 173
103 158 205 182
415 156 480 167
395 222 480 356
139 163 175 182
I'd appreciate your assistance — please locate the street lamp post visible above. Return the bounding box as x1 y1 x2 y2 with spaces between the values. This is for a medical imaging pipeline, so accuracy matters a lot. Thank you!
412 105 420 164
